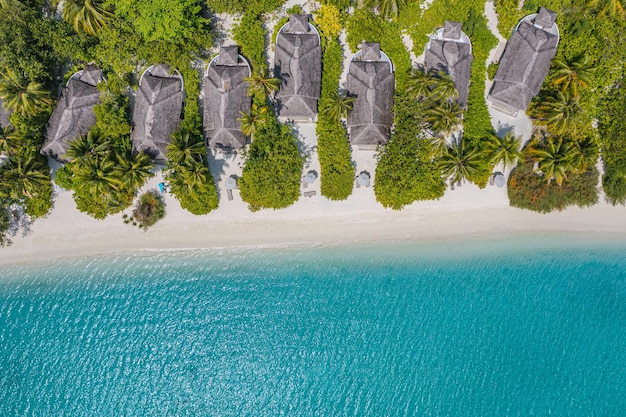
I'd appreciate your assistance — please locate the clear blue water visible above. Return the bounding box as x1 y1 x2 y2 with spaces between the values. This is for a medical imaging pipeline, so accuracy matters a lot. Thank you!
1 234 625 416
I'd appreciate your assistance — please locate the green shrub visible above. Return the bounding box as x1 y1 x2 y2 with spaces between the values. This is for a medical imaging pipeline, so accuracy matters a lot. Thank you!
233 10 269 75
487 62 498 80
508 161 599 213
316 36 353 200
132 191 166 229
374 94 446 209
239 114 303 211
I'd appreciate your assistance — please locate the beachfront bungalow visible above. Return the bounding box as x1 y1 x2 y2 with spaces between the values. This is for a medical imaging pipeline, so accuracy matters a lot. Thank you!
424 21 473 108
131 64 184 164
488 7 559 116
347 42 395 148
204 45 251 151
274 14 322 121
40 64 103 162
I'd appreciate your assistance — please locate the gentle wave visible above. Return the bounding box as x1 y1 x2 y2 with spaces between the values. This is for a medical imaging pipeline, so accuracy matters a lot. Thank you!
1 235 625 416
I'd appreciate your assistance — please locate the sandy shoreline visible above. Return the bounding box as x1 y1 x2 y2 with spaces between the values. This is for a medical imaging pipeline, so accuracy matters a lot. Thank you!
2 184 626 266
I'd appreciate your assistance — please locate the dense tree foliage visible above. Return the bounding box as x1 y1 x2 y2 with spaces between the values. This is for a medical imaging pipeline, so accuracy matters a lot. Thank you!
165 130 219 215
239 114 303 211
374 93 445 209
598 76 626 205
315 6 354 201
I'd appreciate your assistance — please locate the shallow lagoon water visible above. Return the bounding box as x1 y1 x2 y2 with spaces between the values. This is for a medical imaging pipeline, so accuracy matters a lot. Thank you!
1 234 625 416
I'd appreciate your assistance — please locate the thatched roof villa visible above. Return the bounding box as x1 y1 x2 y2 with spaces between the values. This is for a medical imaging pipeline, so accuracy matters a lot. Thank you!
131 64 184 164
425 21 473 108
347 42 395 148
204 45 251 151
488 7 559 115
40 64 104 162
274 14 321 121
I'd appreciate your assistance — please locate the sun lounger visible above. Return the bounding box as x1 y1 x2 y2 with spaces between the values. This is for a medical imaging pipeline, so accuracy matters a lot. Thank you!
303 191 316 197
227 189 234 201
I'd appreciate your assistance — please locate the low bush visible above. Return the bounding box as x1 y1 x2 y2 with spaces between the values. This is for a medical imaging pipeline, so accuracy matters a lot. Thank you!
239 114 303 211
508 160 599 213
132 191 166 230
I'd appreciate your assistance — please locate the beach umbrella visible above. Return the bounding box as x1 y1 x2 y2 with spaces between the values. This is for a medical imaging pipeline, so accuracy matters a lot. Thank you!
224 176 238 190
494 172 505 188
304 170 317 184
357 171 371 187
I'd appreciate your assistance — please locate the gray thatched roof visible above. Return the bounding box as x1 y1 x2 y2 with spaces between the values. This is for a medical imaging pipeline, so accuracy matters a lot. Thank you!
443 21 462 40
274 14 321 121
131 64 183 164
41 64 103 162
347 43 395 146
204 46 251 151
425 21 473 108
488 8 558 114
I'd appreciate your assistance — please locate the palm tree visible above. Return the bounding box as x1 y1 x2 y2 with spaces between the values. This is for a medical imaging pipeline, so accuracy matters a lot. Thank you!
587 0 625 19
66 130 110 167
529 137 576 186
486 131 524 170
115 151 154 192
238 103 269 137
0 153 49 200
245 73 280 100
431 71 458 103
0 127 21 156
535 91 581 134
321 91 355 122
570 136 599 173
406 67 436 101
0 69 52 116
551 55 597 98
62 0 112 36
425 101 463 135
438 139 482 185
181 162 208 189
73 156 120 197
166 130 204 167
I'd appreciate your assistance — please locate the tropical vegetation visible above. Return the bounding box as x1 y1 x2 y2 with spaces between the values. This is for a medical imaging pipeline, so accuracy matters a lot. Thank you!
129 191 166 230
315 5 354 200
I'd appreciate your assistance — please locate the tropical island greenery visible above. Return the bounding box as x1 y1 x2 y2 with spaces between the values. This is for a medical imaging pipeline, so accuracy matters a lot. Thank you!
0 0 625 245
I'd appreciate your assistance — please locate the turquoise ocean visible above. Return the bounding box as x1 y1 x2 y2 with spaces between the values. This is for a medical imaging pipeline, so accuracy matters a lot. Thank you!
1 233 625 416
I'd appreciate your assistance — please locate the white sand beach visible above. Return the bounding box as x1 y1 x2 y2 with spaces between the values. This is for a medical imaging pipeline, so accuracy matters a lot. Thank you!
2 161 626 266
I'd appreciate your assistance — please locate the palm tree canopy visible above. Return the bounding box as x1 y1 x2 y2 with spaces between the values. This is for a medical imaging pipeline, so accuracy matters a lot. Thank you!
238 103 269 137
535 91 581 134
486 131 524 170
244 73 280 100
551 55 597 98
431 71 459 103
425 101 462 135
166 130 205 167
66 130 111 166
115 150 154 191
406 67 437 101
587 0 625 19
0 69 52 116
438 139 482 184
320 91 355 122
0 153 49 200
529 137 576 186
62 0 112 36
